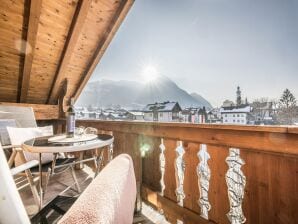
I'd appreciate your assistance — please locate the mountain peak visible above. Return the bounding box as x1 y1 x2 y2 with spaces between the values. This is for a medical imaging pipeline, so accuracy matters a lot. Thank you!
77 77 212 110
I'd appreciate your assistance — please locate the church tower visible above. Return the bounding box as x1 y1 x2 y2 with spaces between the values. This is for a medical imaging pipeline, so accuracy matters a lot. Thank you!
236 86 242 106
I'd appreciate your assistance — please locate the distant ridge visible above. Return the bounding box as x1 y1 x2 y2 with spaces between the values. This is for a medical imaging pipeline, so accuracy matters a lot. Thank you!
76 76 212 110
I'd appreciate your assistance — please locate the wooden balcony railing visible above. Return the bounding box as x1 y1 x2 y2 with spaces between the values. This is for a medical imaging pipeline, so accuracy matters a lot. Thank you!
70 120 297 224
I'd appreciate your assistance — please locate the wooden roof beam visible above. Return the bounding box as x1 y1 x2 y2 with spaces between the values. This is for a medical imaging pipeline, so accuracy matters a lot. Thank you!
73 0 134 101
47 0 92 105
19 0 42 103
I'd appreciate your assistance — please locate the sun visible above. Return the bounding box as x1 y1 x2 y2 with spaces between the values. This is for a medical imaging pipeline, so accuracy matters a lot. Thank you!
141 65 159 83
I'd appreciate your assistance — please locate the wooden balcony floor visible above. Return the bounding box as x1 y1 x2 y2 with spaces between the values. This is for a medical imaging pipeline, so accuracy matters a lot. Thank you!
18 166 157 224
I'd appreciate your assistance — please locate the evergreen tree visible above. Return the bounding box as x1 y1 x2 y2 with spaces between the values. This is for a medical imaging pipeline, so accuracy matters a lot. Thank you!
277 89 297 125
279 89 296 109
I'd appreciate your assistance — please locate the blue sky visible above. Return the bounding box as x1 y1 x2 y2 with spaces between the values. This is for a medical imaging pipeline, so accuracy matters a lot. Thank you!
89 0 298 106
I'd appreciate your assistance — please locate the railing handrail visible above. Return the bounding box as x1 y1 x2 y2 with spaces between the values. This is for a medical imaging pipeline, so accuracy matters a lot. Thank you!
74 119 298 133
76 119 298 156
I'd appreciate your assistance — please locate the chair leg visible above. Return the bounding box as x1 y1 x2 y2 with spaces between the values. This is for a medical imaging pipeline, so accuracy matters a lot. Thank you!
43 170 51 197
8 150 17 168
70 166 81 193
24 169 40 207
18 150 40 206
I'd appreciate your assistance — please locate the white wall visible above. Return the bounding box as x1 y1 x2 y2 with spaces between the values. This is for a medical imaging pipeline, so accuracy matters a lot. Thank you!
158 112 172 122
222 113 247 124
144 112 153 121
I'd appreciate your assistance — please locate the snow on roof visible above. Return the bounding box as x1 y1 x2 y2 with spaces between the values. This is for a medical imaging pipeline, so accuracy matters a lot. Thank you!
128 111 144 116
143 102 180 112
220 105 251 113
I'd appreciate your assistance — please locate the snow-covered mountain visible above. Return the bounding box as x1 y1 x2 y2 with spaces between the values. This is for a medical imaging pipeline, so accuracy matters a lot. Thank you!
76 76 212 110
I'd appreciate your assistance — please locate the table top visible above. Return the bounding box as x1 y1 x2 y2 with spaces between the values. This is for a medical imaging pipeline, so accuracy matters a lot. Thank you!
22 134 114 153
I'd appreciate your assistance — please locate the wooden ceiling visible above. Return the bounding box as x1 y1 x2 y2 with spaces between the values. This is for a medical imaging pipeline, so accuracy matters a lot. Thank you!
0 0 134 105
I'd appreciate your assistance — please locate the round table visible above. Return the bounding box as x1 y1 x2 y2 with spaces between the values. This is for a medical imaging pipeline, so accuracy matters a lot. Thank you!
22 133 114 153
22 133 114 209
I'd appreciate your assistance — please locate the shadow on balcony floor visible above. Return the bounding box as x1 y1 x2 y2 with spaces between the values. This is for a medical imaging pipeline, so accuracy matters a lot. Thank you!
18 166 161 223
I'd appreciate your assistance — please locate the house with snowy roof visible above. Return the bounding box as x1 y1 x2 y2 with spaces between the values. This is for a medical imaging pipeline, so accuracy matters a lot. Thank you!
220 104 252 124
143 101 182 122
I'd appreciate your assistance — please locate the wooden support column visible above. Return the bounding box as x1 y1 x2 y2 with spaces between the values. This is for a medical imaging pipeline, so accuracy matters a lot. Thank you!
57 79 68 118
19 0 42 103
47 0 92 105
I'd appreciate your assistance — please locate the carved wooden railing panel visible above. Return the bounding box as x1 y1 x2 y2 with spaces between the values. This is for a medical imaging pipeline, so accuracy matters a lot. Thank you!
197 144 211 219
75 120 298 224
159 139 166 196
226 148 246 224
175 141 185 207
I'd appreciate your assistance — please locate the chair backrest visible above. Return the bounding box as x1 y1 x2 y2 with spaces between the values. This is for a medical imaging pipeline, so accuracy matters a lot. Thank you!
0 106 37 128
0 143 30 224
0 119 17 146
58 154 137 224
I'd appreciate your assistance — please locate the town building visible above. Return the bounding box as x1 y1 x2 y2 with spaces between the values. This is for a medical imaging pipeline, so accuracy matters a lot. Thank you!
206 108 222 123
126 111 144 120
250 101 277 125
143 101 182 122
220 105 252 124
181 107 207 123
220 86 252 124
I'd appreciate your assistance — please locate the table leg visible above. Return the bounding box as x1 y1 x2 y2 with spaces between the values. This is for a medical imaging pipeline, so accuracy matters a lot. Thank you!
108 143 113 162
39 153 43 210
94 150 104 177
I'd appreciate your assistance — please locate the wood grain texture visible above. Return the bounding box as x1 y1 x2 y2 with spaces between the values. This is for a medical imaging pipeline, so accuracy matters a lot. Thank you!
0 0 26 102
47 0 92 104
142 186 215 224
26 0 79 104
76 120 298 224
76 120 298 156
163 139 179 204
73 0 134 102
0 0 135 104
241 148 297 224
19 0 42 103
0 102 59 120
141 136 162 192
207 145 230 224
183 142 200 215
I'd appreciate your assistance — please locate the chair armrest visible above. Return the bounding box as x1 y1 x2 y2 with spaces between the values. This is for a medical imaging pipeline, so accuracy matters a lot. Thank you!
11 160 39 176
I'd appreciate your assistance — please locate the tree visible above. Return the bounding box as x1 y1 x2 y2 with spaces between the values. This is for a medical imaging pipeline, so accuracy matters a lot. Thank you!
277 89 297 125
251 98 270 122
279 89 296 109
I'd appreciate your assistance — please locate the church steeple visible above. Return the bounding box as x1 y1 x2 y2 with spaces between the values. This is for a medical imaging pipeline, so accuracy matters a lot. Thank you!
236 86 242 106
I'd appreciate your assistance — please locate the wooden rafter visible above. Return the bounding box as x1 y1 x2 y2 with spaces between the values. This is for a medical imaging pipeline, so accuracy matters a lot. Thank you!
19 0 42 103
47 0 92 105
73 0 134 101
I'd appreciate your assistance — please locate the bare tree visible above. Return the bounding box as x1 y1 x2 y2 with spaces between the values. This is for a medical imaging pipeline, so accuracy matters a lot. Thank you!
277 89 297 125
251 98 272 123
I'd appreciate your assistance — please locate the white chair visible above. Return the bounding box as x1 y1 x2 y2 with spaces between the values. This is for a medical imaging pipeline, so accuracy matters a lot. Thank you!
0 142 31 224
0 119 40 206
0 106 80 198
0 142 137 224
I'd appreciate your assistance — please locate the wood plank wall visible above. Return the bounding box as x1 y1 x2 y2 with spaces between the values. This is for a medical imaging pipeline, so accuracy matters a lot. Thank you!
0 102 59 120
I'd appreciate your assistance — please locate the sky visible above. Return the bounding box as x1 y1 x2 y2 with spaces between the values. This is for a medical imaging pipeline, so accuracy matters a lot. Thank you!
89 0 298 107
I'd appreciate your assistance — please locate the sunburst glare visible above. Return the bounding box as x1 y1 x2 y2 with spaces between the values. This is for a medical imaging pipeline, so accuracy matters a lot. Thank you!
141 65 159 83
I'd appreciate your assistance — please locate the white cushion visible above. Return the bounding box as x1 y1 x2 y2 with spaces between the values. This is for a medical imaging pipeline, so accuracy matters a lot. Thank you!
7 126 54 166
38 125 54 136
